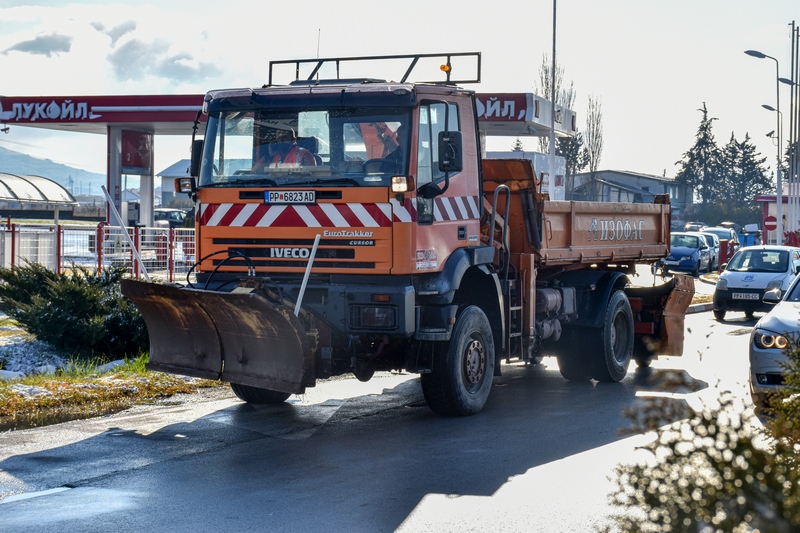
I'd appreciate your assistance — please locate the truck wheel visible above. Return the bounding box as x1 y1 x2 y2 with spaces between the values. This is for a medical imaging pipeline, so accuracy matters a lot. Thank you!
590 290 634 382
555 329 592 381
230 383 291 404
420 306 495 416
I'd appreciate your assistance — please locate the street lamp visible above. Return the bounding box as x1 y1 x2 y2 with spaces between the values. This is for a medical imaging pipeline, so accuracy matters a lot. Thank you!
745 50 783 243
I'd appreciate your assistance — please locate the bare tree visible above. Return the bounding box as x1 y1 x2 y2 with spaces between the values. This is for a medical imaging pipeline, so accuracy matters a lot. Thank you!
583 95 603 200
535 54 575 154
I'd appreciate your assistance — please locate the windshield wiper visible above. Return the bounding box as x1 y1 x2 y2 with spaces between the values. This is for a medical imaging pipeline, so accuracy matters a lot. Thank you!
206 177 279 187
291 178 361 187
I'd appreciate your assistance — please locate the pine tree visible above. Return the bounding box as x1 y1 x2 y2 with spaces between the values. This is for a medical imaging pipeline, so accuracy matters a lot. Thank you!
511 138 525 152
731 133 772 207
675 103 722 206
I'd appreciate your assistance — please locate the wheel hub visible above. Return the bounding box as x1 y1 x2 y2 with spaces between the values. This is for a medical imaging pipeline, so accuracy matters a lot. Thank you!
464 339 485 384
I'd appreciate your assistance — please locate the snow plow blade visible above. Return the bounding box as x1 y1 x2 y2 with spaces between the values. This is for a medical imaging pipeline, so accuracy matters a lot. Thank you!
121 279 315 394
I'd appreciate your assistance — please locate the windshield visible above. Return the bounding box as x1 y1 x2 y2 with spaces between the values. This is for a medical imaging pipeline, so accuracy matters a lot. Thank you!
671 234 699 248
726 249 788 273
199 107 411 188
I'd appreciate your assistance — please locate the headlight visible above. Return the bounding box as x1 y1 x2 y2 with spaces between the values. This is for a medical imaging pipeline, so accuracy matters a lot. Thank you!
766 280 783 291
753 329 790 350
716 279 728 290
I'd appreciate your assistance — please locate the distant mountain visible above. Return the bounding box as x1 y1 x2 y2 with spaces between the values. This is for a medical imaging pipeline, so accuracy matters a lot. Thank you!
0 146 106 196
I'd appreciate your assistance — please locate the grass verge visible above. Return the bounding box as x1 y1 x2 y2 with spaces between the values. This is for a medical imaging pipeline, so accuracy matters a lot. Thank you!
0 354 219 431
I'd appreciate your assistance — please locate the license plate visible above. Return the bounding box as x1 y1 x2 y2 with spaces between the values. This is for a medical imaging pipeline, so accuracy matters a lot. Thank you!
265 190 316 204
732 293 759 300
664 260 679 266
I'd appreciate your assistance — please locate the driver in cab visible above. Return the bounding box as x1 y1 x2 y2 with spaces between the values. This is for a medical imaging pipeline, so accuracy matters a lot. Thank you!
254 128 317 170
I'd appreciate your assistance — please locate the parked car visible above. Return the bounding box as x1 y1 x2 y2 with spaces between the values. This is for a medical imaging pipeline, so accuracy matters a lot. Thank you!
713 245 800 321
720 221 743 236
665 231 712 276
683 221 708 232
154 208 187 229
701 226 740 262
699 231 720 271
749 274 800 406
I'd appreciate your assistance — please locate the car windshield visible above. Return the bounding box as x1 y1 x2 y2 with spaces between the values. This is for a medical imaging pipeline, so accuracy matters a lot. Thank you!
726 249 788 273
199 107 411 188
671 234 699 248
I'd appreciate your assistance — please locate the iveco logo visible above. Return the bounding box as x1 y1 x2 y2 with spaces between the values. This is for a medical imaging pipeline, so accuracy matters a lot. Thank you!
270 247 311 259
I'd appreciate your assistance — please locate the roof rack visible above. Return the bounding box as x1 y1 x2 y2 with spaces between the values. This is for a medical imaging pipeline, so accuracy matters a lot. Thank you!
267 52 481 87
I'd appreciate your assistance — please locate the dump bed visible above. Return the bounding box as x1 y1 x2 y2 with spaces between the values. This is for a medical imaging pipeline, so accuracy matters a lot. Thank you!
482 159 670 269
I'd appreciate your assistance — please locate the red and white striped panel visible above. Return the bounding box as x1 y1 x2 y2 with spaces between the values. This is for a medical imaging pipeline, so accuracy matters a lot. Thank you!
200 197 481 228
390 196 481 223
200 203 393 228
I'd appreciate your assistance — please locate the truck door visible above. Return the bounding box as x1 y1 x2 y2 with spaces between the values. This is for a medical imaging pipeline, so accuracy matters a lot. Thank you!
411 99 481 273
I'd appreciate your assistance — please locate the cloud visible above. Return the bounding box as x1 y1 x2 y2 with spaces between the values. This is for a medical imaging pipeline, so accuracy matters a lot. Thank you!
107 38 170 80
2 33 72 57
106 38 221 83
91 20 136 47
155 52 223 83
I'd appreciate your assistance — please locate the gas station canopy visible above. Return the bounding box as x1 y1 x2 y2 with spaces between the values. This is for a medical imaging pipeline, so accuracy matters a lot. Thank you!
0 92 576 223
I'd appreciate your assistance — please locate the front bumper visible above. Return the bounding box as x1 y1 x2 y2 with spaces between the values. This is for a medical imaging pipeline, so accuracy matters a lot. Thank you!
664 258 699 273
713 288 770 313
749 345 787 397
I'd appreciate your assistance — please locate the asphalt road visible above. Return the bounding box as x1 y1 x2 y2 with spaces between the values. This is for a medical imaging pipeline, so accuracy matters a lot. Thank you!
0 299 756 533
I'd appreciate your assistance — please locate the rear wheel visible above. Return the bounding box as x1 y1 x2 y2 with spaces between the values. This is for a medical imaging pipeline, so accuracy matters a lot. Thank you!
420 306 495 416
230 383 291 404
590 290 634 382
555 327 593 381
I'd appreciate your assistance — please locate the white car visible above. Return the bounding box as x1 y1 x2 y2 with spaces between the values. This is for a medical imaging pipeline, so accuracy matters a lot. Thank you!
713 245 800 320
749 274 800 406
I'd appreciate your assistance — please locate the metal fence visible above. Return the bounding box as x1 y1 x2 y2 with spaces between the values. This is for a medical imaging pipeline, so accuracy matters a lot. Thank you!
0 222 196 282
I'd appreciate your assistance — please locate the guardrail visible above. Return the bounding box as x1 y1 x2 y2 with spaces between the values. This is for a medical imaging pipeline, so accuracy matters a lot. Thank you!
0 222 196 283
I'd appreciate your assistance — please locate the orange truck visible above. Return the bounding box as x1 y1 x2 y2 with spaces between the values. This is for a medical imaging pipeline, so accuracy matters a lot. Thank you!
122 53 694 416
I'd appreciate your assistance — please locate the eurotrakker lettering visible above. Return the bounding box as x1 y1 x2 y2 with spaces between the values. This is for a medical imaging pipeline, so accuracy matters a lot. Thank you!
324 230 374 237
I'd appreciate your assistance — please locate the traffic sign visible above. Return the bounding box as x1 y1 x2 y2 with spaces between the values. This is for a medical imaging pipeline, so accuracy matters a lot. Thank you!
764 215 777 231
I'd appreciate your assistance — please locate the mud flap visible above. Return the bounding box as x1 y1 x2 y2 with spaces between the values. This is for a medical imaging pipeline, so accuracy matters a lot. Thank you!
627 274 695 357
121 279 315 394
661 274 695 356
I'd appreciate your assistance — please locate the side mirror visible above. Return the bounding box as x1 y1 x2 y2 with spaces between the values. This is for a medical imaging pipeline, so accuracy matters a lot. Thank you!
190 138 204 178
438 131 463 173
763 288 782 304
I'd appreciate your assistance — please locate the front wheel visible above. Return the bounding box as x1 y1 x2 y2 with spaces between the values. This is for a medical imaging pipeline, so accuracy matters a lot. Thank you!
230 383 291 404
713 309 726 321
420 306 495 416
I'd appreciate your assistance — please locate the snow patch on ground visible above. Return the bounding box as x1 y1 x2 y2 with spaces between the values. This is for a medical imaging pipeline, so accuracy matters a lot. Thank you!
0 317 66 378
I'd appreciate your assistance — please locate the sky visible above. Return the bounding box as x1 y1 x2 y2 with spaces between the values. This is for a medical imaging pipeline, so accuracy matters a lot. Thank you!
0 0 797 182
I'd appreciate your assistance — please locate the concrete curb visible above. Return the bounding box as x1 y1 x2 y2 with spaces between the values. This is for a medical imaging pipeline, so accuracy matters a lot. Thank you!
687 302 713 314
688 273 717 314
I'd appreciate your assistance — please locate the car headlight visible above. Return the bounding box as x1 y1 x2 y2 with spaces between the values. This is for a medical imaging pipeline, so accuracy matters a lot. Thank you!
753 329 790 350
716 279 728 290
766 280 783 291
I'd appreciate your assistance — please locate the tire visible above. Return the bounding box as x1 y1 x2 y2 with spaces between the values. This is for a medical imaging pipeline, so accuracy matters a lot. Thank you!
590 290 634 382
420 306 495 416
744 310 755 319
555 327 593 381
230 383 291 404
692 263 700 277
713 309 726 321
